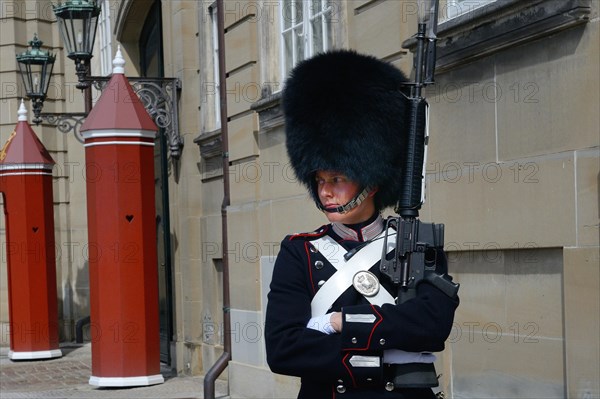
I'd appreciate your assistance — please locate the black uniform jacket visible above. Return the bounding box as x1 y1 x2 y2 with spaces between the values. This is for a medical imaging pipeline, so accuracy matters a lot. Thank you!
265 218 459 399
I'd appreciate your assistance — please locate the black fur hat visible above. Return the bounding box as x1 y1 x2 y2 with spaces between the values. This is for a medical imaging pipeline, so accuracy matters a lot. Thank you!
282 49 410 210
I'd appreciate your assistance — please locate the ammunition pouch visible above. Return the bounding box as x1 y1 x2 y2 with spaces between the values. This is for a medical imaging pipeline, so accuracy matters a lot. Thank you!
384 362 439 388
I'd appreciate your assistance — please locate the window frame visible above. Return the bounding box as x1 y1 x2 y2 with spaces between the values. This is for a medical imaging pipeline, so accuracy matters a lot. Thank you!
442 0 497 21
279 0 333 80
402 0 592 74
97 0 113 76
209 3 221 130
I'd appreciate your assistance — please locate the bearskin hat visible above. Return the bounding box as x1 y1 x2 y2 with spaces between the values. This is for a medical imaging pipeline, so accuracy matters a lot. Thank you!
282 49 410 210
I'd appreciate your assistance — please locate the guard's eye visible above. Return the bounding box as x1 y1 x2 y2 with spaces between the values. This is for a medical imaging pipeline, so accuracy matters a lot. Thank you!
315 174 349 185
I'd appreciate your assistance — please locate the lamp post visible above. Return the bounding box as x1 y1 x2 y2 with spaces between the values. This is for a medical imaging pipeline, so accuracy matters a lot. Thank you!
53 0 101 91
53 0 101 113
13 1 183 158
16 34 56 124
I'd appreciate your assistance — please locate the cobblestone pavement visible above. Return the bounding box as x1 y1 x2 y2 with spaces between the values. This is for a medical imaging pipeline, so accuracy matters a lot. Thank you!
0 344 228 399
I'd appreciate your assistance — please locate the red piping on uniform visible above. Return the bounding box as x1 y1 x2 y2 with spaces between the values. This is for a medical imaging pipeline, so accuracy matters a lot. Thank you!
366 305 384 348
352 304 383 351
289 224 330 240
305 242 316 295
342 352 358 387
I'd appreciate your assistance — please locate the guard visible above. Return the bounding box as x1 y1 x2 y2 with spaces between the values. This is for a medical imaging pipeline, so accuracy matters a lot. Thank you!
264 50 459 399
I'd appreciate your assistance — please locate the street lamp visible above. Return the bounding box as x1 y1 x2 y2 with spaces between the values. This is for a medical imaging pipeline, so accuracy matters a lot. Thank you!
13 1 183 158
53 0 101 90
16 34 56 125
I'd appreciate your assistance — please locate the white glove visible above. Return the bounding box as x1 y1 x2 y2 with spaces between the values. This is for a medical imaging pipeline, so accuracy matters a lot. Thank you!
306 313 337 335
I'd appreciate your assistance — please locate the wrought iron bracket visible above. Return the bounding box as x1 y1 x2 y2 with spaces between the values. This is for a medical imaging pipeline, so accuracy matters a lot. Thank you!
39 112 88 141
40 76 183 159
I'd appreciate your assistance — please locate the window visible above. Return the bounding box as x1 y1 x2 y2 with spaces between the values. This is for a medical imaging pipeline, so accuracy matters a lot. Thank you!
280 0 333 78
443 0 497 21
210 3 221 129
432 0 591 72
97 0 113 76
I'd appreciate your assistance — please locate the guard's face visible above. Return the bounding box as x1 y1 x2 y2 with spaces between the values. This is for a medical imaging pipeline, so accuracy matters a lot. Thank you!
315 170 376 224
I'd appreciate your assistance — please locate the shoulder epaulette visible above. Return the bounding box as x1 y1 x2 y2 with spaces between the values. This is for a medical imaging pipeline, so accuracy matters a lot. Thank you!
288 224 330 241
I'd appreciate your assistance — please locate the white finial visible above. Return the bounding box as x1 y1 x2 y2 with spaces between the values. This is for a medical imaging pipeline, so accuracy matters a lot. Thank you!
18 99 27 122
113 45 125 74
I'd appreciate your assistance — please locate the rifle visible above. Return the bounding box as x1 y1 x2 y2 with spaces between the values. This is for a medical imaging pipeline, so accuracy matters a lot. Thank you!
379 0 459 389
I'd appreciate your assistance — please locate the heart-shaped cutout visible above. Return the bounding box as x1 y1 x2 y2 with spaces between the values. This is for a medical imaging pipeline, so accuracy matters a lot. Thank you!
32 227 39 233
126 215 134 223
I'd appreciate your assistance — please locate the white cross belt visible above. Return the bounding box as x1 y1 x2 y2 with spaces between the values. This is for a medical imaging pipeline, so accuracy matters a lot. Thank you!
310 230 396 317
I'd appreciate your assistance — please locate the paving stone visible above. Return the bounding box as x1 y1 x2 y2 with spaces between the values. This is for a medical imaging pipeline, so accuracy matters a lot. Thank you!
0 344 229 399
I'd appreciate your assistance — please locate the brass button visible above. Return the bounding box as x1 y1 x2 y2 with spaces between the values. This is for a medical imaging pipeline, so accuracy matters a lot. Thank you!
336 384 346 394
314 260 324 269
385 381 395 391
379 338 386 345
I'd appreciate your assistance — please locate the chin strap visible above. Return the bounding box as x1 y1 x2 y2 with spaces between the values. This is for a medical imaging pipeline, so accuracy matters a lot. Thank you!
316 186 373 214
